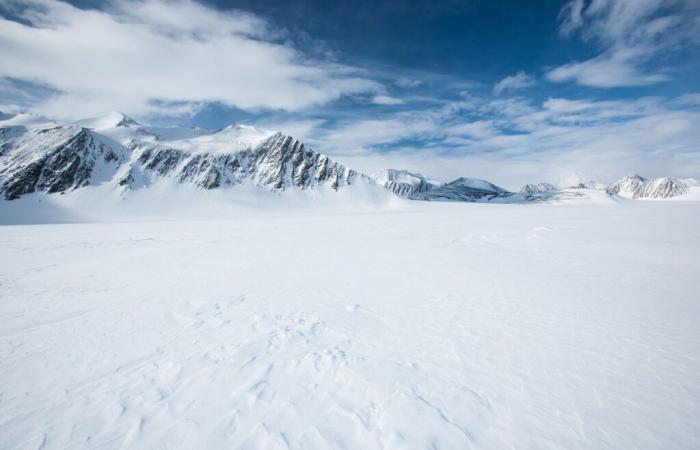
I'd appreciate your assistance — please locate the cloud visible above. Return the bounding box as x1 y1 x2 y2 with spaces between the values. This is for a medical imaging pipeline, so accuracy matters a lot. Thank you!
395 78 424 88
0 0 382 119
548 0 700 87
316 93 700 189
372 95 404 105
493 71 536 96
546 48 669 87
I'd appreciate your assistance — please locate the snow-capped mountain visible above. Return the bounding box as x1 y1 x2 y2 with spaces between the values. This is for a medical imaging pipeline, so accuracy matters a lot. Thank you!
371 169 440 197
122 132 364 191
606 175 691 199
0 124 124 200
0 112 370 200
2 111 698 205
520 182 556 195
412 177 514 202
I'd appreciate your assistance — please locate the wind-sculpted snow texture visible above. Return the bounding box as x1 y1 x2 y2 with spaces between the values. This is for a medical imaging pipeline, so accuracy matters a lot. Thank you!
1 201 699 449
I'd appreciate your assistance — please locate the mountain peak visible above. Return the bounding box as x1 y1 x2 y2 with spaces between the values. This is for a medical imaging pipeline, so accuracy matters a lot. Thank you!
76 111 140 131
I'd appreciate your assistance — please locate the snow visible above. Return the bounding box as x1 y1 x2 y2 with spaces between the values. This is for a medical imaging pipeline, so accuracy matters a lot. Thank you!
1 199 699 449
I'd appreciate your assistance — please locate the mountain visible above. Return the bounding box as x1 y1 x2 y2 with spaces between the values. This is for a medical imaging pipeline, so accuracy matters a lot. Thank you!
412 177 514 202
520 182 556 195
122 132 365 191
0 113 372 200
372 169 440 197
2 111 698 205
0 125 124 200
606 175 691 199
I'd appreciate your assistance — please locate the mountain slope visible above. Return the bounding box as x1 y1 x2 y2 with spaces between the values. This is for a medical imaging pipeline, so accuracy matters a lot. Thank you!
0 125 124 200
606 175 691 199
412 177 514 202
520 182 556 195
372 169 440 198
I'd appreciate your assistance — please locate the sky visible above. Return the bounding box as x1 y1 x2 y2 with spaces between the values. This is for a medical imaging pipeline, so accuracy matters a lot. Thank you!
1 0 700 188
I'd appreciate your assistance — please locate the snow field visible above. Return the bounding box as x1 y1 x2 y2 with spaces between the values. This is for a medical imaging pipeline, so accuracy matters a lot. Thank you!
1 201 699 449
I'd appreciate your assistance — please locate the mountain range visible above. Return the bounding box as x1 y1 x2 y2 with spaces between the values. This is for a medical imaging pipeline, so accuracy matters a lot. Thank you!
0 111 697 203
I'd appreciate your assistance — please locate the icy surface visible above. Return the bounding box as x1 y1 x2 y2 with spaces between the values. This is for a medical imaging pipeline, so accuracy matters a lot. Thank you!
1 200 699 449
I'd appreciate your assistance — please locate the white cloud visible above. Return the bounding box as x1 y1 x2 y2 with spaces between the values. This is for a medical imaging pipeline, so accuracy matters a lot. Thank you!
493 71 536 96
0 0 382 119
320 113 440 155
318 94 700 189
546 47 668 87
549 0 700 87
372 95 404 105
395 77 423 88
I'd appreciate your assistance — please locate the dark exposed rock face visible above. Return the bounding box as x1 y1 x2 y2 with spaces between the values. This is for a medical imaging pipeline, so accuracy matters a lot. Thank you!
0 126 121 200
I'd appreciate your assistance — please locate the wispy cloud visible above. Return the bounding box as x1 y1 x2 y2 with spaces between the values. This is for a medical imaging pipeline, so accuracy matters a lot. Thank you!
548 0 700 87
372 95 404 105
493 71 536 96
0 0 382 118
311 93 700 188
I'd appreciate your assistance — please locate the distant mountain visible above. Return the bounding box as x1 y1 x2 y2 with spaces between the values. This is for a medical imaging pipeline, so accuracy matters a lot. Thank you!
520 182 556 195
372 169 440 198
2 111 697 204
606 175 691 199
412 177 514 202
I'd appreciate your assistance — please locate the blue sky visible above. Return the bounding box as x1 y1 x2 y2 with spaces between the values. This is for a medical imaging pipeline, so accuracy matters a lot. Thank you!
1 0 699 186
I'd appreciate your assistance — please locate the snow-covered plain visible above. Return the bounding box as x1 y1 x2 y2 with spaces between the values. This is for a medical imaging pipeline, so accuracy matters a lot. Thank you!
1 197 699 449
